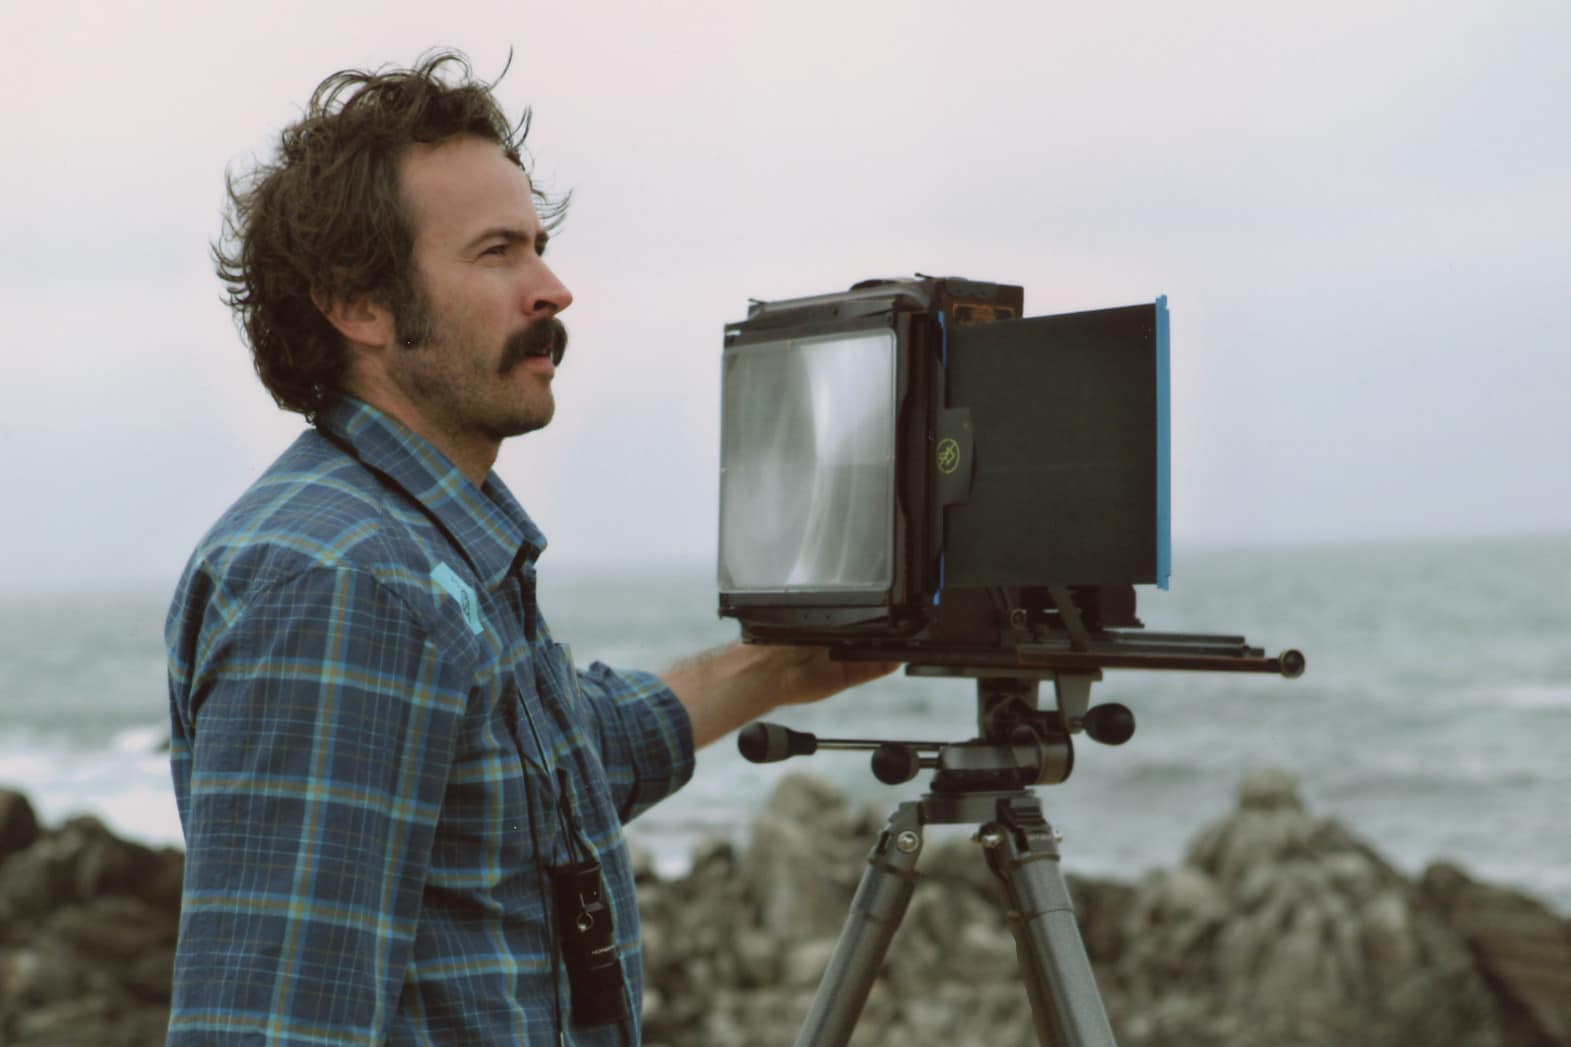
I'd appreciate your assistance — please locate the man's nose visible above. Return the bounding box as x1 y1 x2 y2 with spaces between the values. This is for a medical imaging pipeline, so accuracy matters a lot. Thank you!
526 262 573 316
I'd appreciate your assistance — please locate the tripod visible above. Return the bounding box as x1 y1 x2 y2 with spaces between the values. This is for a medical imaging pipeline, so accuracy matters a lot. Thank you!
739 671 1134 1047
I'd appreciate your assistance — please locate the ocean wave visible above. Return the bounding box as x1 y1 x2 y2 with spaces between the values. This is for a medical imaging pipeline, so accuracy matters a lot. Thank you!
1318 759 1553 796
111 723 170 753
0 735 183 847
1491 684 1571 710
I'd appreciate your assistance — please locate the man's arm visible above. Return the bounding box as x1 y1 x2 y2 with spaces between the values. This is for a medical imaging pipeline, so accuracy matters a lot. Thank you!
660 644 899 749
568 644 895 824
169 568 466 1044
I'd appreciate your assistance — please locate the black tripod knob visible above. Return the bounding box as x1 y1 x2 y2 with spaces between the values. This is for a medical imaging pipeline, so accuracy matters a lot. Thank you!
1082 703 1135 746
871 743 922 785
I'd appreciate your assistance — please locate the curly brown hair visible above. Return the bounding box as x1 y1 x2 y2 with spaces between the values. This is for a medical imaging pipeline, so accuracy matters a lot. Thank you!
213 49 567 421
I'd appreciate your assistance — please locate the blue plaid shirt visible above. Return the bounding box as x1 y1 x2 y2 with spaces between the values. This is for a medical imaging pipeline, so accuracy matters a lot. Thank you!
166 398 695 1044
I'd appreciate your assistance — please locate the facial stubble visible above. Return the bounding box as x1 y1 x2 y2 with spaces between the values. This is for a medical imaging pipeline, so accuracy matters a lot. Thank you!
398 311 570 440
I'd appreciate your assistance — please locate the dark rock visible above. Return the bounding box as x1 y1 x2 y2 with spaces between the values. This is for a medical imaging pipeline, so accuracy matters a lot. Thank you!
740 810 852 944
47 896 176 963
1423 861 1571 1046
0 790 40 862
0 940 93 1008
0 775 1566 1047
1066 874 1135 964
0 842 68 923
1111 770 1513 1047
122 947 176 1004
57 816 165 901
9 996 118 1044
0 815 181 934
646 771 1566 1046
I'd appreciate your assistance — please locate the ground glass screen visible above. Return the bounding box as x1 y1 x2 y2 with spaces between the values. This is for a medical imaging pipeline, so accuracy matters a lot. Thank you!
718 330 897 592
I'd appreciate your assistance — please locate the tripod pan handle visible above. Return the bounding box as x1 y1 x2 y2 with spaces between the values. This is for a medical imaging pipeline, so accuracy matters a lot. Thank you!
738 722 819 763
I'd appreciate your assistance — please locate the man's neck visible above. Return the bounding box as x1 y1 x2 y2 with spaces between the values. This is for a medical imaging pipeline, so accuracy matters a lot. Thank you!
339 381 498 487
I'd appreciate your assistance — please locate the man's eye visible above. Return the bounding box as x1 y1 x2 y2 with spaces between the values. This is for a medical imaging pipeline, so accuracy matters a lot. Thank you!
484 243 510 257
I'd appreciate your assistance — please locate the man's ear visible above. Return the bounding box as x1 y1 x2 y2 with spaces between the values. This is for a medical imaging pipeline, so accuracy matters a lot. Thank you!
313 290 396 351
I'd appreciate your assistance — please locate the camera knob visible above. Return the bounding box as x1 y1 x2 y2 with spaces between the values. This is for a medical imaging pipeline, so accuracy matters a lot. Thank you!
1082 703 1135 746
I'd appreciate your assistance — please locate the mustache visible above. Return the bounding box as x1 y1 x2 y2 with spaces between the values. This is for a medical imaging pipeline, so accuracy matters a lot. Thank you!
499 315 569 374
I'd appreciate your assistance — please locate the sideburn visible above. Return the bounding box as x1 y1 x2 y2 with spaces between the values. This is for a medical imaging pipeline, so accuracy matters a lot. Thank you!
391 274 436 349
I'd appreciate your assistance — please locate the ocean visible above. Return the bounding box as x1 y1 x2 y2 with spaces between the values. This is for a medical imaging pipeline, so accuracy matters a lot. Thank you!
2 532 1567 913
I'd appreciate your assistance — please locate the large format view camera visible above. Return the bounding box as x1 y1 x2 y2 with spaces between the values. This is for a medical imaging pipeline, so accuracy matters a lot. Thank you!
717 274 1299 677
715 275 1302 1045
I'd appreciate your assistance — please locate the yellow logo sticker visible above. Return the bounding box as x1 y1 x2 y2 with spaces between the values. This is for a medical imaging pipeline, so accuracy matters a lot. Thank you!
936 437 961 475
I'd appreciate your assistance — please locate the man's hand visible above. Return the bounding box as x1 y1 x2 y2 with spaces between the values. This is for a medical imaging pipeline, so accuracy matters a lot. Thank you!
659 644 900 749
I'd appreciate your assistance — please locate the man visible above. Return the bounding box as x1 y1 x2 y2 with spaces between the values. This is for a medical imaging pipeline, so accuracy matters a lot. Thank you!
166 51 891 1044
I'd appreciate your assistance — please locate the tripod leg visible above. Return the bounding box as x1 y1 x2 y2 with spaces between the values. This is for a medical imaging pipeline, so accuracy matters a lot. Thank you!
983 795 1117 1047
794 802 923 1047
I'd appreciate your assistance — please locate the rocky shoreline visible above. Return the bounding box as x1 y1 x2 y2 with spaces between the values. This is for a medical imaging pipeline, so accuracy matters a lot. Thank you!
2 774 1567 1045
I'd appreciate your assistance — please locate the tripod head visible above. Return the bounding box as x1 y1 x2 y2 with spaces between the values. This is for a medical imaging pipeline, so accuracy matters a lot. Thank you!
739 670 1137 793
740 609 1304 794
738 659 1305 1046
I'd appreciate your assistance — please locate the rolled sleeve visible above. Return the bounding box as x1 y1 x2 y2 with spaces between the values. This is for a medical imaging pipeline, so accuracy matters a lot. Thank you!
169 567 467 1044
575 663 695 823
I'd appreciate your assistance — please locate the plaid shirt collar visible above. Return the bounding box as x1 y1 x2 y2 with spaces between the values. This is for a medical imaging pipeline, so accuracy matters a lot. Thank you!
318 396 546 588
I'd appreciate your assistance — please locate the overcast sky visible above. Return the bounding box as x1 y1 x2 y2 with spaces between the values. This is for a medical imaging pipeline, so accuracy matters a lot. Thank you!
2 0 1567 595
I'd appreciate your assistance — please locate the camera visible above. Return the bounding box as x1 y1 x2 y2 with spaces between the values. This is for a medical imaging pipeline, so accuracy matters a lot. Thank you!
717 275 1301 678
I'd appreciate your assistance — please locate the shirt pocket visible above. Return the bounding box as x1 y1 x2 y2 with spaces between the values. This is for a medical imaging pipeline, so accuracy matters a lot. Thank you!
534 644 629 843
534 643 617 807
497 673 561 866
